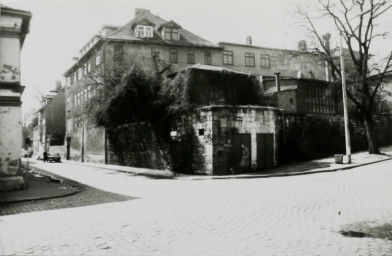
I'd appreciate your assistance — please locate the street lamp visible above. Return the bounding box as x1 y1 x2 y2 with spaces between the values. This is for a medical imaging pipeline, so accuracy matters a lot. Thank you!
339 34 352 163
338 8 372 164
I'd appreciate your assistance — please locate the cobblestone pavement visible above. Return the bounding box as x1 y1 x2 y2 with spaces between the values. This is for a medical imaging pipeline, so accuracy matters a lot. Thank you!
1 159 392 255
0 167 134 216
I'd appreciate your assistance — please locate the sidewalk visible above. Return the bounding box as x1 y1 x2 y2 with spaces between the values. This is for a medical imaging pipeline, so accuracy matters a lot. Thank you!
5 147 391 204
179 149 392 180
62 147 392 180
0 168 77 204
63 159 174 178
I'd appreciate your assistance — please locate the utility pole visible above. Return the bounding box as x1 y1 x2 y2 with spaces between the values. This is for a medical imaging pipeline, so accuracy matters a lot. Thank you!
338 8 372 164
339 33 352 164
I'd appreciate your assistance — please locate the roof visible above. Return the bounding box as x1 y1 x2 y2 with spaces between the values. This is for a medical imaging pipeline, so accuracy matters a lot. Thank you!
264 85 298 94
263 76 330 94
106 9 219 48
169 63 253 77
219 41 303 53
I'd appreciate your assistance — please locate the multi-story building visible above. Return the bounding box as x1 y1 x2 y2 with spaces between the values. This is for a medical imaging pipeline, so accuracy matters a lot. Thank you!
219 40 329 82
63 8 223 163
62 8 344 167
0 4 31 190
32 85 66 157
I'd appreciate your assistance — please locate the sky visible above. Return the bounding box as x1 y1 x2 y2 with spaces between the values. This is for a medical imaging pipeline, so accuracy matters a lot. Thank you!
2 0 392 117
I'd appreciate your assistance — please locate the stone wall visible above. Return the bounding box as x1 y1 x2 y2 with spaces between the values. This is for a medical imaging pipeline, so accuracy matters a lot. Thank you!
0 106 22 177
281 114 392 161
69 122 105 163
171 106 280 175
106 122 169 170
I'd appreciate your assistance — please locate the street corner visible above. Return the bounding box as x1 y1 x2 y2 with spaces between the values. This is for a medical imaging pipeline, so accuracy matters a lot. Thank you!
0 168 77 204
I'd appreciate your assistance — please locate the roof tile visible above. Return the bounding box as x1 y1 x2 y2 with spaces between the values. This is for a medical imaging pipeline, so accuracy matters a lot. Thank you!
106 10 218 48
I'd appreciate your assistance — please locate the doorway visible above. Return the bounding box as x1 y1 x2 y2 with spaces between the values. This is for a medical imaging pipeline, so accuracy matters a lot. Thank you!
256 133 274 169
232 133 251 173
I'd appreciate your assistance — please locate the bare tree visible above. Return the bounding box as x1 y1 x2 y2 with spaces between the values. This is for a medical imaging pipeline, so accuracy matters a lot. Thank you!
298 0 392 154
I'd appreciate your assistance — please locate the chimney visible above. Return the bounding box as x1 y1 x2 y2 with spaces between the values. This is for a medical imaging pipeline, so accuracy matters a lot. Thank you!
274 72 281 92
298 40 307 51
55 81 62 90
135 8 150 16
322 33 331 51
322 33 332 81
246 36 252 45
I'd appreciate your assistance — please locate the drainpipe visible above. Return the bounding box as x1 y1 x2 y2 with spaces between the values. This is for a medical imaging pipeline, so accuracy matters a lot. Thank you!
274 72 281 92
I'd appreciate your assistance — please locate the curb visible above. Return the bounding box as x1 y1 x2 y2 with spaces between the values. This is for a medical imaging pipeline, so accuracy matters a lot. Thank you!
175 157 392 180
1 166 79 204
63 161 175 179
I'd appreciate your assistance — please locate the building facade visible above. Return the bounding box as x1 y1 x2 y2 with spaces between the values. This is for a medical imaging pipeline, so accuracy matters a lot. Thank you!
32 87 66 157
169 65 280 175
63 8 223 163
62 8 342 168
0 4 31 190
262 75 342 115
219 41 329 81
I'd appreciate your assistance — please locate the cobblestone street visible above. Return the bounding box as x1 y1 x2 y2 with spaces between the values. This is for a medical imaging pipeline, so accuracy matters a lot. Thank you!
1 159 392 255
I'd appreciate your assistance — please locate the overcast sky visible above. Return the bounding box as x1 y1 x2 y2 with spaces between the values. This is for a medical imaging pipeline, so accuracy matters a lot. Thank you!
2 0 392 116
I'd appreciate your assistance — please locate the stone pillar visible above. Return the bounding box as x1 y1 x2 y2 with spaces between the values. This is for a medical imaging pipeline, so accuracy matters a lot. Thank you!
0 104 25 190
0 5 32 190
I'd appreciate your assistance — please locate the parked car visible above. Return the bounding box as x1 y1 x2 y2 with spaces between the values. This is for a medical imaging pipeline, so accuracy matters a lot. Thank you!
21 149 33 158
47 153 61 163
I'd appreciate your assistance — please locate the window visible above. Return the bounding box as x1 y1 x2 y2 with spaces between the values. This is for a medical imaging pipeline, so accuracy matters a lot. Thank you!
74 117 81 130
78 68 83 80
87 86 92 99
114 44 123 53
151 48 160 59
187 51 195 64
80 91 84 105
164 27 179 40
260 54 270 68
245 52 255 67
135 25 153 38
74 72 77 83
66 76 70 87
84 88 88 101
113 44 123 62
204 52 212 65
306 86 337 114
169 48 178 63
95 52 101 66
66 99 70 110
77 92 81 106
87 62 91 73
83 64 87 76
223 51 233 65
74 94 77 107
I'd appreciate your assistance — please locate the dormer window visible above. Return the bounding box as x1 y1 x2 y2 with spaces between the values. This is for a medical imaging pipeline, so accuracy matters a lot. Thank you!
135 25 153 38
159 21 182 41
164 27 179 40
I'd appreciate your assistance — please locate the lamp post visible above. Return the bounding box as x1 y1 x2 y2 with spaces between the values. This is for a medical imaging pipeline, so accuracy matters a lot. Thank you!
339 33 352 163
338 8 372 164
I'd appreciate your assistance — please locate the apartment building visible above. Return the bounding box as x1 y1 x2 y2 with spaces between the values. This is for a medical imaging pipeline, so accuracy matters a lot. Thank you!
32 86 66 157
219 40 329 81
63 8 223 163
